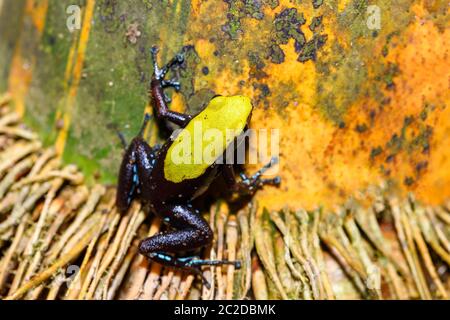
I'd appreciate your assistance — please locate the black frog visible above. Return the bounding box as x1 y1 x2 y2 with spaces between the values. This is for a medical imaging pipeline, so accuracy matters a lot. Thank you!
116 47 280 286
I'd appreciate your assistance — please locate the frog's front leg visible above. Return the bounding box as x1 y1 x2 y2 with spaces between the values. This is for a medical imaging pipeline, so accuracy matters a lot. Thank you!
139 204 240 287
149 46 192 128
222 157 281 197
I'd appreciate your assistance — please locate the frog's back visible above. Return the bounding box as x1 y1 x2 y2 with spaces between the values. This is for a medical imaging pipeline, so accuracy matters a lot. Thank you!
163 95 252 183
147 142 219 207
146 95 253 207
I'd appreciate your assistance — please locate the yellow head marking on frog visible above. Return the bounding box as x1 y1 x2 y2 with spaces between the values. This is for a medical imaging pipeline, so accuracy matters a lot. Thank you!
164 95 252 183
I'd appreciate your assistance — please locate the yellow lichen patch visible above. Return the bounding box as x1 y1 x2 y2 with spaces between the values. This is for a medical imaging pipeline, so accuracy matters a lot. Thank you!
252 6 450 210
358 7 450 205
182 1 449 211
396 8 450 204
164 95 252 183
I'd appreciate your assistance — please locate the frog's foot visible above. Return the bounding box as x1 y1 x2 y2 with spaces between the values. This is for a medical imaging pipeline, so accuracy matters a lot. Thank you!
150 46 184 82
184 257 242 289
161 79 181 91
146 253 241 289
182 256 241 269
235 157 281 195
139 204 241 289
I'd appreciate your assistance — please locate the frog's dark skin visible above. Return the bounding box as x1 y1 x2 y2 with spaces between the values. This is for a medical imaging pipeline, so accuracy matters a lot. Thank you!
116 47 280 286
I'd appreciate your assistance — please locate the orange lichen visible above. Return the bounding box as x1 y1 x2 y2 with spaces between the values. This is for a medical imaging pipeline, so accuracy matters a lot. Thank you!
5 0 449 211
183 2 449 211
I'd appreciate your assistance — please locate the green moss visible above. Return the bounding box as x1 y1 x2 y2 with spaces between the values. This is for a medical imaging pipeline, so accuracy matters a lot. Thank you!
312 0 323 9
98 0 123 33
309 16 323 32
404 176 414 186
61 0 193 184
386 133 403 154
420 109 428 121
419 102 436 121
383 63 400 90
252 82 272 109
381 31 399 57
267 8 306 64
298 34 327 62
267 43 285 64
314 0 414 126
378 111 434 184
410 125 433 154
24 0 82 146
222 0 279 40
141 0 154 10
355 123 368 133
370 146 383 161
315 42 368 125
179 45 202 113
383 115 433 177
248 51 268 80
180 45 218 115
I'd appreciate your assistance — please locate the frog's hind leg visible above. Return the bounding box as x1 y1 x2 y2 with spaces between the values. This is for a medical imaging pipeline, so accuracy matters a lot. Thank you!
139 204 241 287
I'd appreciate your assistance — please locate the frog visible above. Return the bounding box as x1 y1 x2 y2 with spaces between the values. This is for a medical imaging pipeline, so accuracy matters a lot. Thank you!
116 46 281 287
